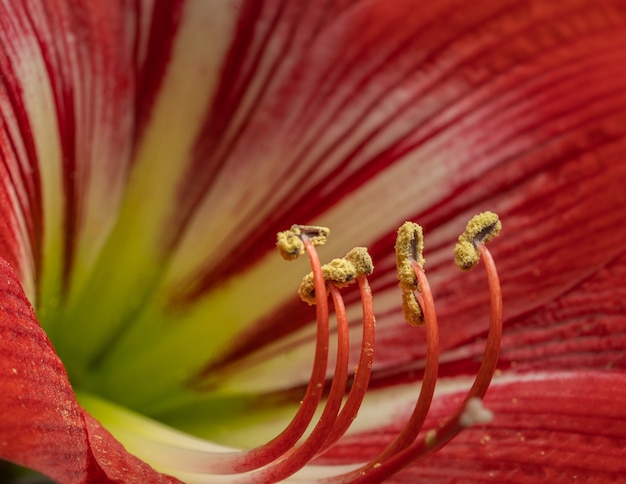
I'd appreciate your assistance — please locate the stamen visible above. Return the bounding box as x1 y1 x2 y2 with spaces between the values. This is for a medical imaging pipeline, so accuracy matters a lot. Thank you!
464 242 503 399
250 249 375 481
322 226 440 483
320 273 376 451
338 213 503 483
395 222 426 326
145 217 503 482
233 234 331 471
454 211 501 271
276 225 330 261
376 261 440 458
251 283 351 482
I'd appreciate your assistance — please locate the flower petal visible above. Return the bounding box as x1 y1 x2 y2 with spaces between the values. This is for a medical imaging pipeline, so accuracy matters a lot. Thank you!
0 257 178 483
221 0 626 378
317 371 626 482
5 0 626 462
0 0 140 309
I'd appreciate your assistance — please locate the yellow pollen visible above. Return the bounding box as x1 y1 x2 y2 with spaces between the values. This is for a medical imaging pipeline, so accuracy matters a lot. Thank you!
395 222 426 325
401 290 424 327
276 231 305 261
454 211 501 271
299 248 372 305
298 276 316 304
276 224 330 260
344 247 374 276
395 222 425 288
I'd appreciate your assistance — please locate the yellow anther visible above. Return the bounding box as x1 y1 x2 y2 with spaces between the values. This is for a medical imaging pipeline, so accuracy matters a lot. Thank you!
395 222 426 325
322 258 358 288
395 222 425 291
454 211 501 271
276 231 305 261
344 247 374 277
276 225 330 261
454 239 480 272
298 247 370 305
298 274 318 305
299 258 357 305
402 289 424 326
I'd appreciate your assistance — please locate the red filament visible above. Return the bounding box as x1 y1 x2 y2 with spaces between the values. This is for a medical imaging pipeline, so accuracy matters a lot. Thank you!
193 226 503 482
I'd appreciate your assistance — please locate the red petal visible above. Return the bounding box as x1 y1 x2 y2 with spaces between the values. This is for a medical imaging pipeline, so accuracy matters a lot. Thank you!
0 258 179 483
0 0 146 303
319 371 626 482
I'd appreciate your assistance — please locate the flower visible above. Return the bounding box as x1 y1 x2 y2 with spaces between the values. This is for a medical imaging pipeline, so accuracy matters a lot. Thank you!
2 0 626 482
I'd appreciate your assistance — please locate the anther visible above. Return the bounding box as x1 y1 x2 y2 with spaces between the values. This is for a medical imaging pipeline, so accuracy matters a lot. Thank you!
395 222 426 326
395 222 425 288
454 211 501 271
344 247 374 277
299 248 373 305
401 290 424 327
276 225 330 260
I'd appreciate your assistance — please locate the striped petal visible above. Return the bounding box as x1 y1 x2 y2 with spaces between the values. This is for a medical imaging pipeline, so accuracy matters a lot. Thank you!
0 0 139 306
317 372 626 482
1 0 626 481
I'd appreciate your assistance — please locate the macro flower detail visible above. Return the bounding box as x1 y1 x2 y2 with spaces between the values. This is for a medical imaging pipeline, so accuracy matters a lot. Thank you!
265 217 501 482
1 211 504 483
2 0 626 482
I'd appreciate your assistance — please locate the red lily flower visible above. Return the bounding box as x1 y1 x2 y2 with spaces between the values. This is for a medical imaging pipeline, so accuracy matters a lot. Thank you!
1 0 626 482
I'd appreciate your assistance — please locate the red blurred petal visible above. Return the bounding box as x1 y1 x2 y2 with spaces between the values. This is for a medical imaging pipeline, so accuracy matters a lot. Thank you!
320 371 626 482
0 258 179 483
